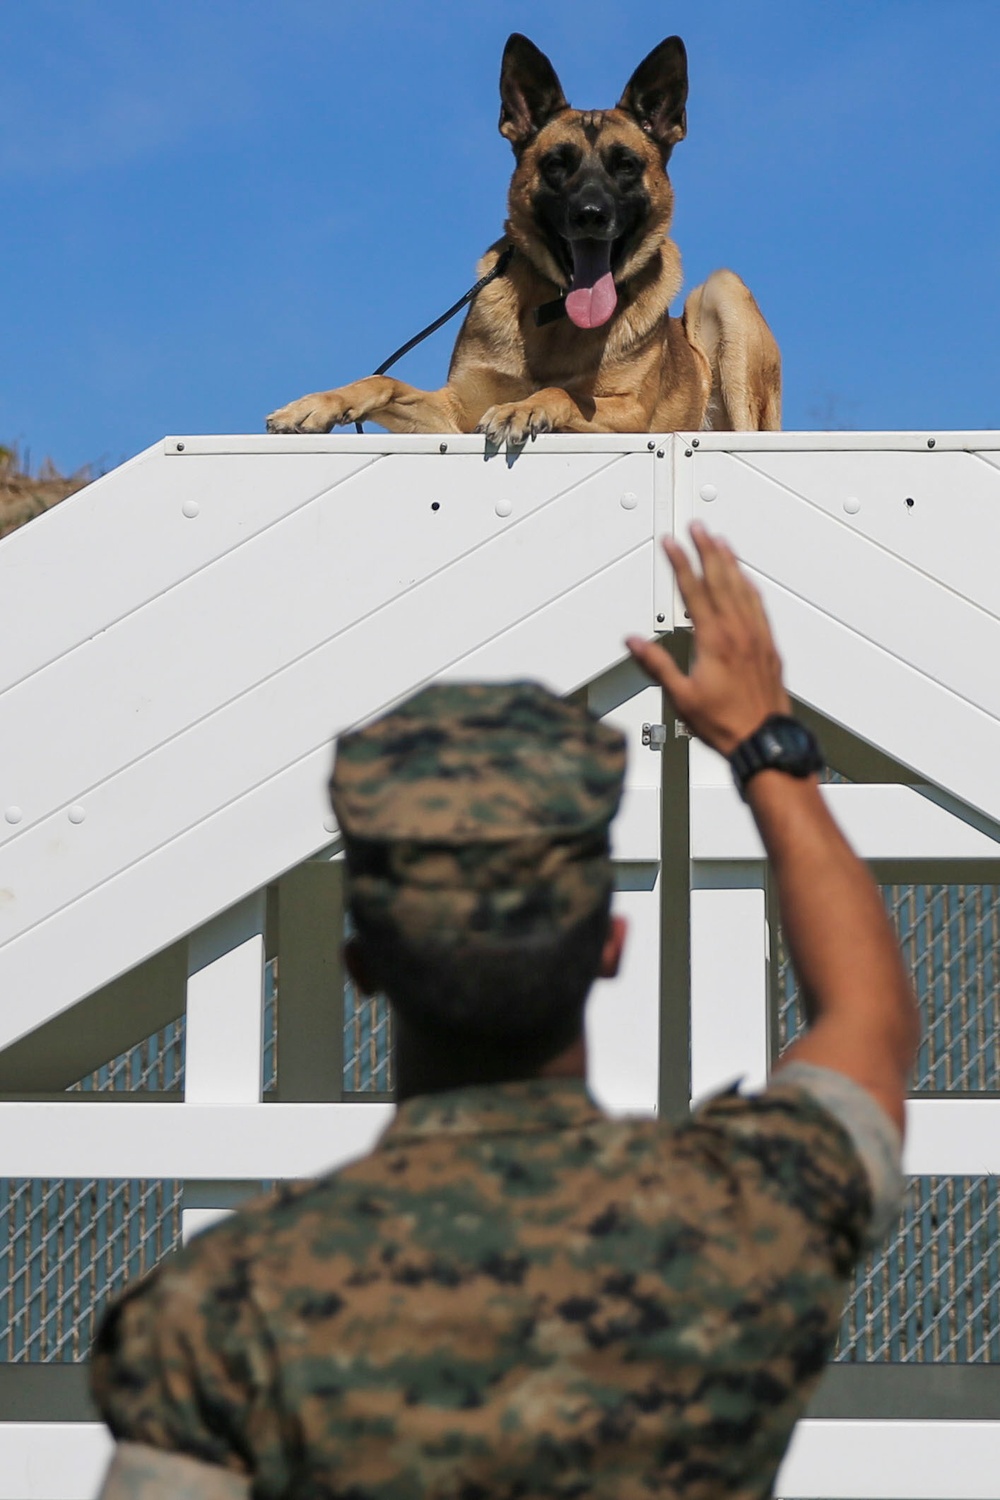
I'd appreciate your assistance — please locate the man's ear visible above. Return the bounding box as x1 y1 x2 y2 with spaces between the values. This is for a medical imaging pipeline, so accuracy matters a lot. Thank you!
344 937 376 998
599 914 628 980
617 36 688 160
499 34 569 151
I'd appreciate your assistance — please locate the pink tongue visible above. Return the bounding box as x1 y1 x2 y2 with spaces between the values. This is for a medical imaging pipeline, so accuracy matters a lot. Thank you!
565 272 617 329
564 239 617 329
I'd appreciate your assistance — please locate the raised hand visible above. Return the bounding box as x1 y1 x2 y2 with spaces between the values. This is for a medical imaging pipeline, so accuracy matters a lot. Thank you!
626 523 791 757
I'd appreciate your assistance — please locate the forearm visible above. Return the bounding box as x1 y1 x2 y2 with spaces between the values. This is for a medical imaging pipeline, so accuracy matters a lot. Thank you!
749 772 919 1112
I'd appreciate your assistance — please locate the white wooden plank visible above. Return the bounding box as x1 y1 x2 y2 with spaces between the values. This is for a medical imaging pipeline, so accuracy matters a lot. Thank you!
740 447 1000 629
690 887 768 1098
776 1419 1000 1499
175 433 660 456
0 1424 112 1500
0 446 376 695
692 784 1000 862
0 449 627 841
588 875 661 1116
690 451 1000 722
0 1102 392 1178
904 1099 1000 1175
677 431 1000 453
0 551 651 1050
185 896 266 1104
756 574 1000 829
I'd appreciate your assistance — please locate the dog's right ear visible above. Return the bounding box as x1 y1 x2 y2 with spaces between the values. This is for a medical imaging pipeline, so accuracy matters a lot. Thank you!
499 34 569 151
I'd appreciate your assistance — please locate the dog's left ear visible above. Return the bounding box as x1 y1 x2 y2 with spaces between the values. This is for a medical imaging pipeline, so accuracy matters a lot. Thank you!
499 34 569 151
618 37 688 159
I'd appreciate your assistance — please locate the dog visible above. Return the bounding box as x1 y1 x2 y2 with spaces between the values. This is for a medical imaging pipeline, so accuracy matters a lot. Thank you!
266 34 780 448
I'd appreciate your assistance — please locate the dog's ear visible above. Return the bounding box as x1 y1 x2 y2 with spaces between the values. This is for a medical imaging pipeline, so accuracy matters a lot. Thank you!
617 37 688 159
499 34 569 151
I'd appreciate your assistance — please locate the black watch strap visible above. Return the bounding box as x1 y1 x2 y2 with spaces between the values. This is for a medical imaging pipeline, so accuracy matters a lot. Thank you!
729 714 825 798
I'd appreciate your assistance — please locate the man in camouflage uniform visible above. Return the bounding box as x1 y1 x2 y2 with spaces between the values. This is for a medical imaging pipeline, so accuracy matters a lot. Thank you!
91 526 918 1500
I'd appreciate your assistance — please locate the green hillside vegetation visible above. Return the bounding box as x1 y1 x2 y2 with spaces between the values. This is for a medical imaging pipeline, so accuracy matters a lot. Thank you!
0 444 92 539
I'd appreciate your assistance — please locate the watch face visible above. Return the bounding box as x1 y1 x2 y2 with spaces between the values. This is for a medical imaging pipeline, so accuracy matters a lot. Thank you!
732 715 824 788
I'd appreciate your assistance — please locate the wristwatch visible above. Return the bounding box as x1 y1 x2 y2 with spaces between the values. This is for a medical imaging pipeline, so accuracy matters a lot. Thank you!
729 714 825 799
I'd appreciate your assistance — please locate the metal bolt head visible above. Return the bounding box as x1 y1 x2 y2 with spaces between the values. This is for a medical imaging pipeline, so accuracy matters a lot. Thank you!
657 449 666 458
683 448 692 458
647 440 656 451
176 441 185 452
439 441 448 453
927 437 936 448
691 437 700 448
656 612 666 624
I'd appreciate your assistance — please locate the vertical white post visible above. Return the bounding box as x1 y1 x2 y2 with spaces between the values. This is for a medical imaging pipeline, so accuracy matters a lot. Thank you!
185 893 267 1104
690 884 769 1100
589 866 661 1117
689 739 769 1101
183 893 266 1242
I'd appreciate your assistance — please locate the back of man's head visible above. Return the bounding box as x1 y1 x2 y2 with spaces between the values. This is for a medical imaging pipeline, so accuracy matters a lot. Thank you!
329 681 626 1055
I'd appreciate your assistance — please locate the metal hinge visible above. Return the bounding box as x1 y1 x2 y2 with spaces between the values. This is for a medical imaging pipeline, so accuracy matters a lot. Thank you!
642 721 690 750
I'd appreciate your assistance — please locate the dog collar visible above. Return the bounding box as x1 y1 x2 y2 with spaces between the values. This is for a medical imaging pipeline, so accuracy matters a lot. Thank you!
535 295 568 327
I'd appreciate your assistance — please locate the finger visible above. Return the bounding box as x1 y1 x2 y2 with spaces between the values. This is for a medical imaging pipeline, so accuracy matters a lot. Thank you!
690 524 743 614
661 536 713 626
625 635 692 714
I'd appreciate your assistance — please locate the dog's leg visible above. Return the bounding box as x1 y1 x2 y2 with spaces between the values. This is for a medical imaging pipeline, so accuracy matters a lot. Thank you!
266 377 464 435
683 270 781 432
476 389 658 447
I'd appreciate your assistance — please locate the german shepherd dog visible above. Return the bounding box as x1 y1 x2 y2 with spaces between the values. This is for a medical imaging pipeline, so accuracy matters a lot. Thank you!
266 34 780 447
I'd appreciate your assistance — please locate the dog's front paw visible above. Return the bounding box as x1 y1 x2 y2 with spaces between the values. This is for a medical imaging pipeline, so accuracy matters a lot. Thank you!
266 391 343 434
476 398 560 451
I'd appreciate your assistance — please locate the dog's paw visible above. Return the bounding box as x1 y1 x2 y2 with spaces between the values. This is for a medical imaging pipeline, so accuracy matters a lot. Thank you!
265 379 389 434
266 391 342 434
476 400 557 451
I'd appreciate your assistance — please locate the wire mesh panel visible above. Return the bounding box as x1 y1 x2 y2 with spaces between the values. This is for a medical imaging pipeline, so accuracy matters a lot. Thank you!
344 975 394 1094
0 1179 181 1362
777 884 1000 1091
837 1176 1000 1362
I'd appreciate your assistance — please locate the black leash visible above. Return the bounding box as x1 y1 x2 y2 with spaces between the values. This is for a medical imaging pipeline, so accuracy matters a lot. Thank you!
354 245 515 433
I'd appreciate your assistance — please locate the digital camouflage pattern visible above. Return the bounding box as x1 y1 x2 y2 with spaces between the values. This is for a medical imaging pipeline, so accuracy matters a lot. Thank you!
91 1076 871 1499
328 682 626 945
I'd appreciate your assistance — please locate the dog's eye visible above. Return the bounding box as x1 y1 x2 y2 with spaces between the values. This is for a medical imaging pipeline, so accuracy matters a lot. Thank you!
539 148 579 187
605 149 643 185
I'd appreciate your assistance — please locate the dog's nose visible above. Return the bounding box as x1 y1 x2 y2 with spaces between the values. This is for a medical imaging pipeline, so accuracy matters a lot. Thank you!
570 200 614 236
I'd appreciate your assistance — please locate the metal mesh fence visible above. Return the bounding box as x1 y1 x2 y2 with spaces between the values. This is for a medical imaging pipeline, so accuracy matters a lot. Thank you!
0 1178 181 1362
837 1176 1000 1362
777 884 1000 1091
344 975 393 1093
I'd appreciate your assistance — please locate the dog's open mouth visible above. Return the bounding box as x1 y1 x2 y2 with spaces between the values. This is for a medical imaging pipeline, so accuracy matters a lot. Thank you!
565 238 618 329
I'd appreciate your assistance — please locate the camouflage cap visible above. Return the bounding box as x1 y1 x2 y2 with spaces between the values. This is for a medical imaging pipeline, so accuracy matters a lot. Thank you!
329 682 626 945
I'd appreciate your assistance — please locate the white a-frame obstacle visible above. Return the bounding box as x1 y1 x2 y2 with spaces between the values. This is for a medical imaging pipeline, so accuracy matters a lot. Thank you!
2 430 1000 1498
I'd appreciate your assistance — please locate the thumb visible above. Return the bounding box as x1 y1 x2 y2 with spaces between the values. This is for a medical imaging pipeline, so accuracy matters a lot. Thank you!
625 635 692 716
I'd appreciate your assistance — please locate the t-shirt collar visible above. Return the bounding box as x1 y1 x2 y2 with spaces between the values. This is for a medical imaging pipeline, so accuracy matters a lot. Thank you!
381 1077 602 1144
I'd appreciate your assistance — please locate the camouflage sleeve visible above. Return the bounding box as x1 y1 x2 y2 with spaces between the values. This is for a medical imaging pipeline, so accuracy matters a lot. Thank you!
768 1060 904 1243
89 1231 284 1485
691 1078 873 1273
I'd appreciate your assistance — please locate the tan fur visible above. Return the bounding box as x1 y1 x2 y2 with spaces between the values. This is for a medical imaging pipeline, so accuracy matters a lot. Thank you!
267 84 780 446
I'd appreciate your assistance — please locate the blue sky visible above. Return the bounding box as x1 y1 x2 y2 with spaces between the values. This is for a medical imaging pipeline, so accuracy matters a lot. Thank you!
4 1 1000 474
